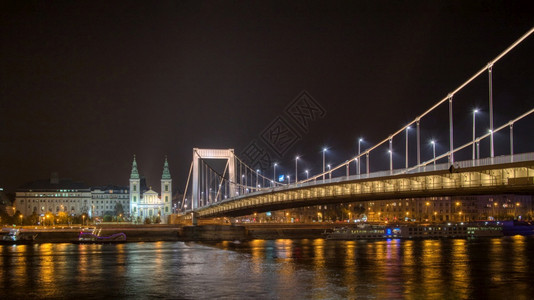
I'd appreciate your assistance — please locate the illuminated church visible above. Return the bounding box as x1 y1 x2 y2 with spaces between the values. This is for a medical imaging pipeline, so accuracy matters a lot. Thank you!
129 155 172 223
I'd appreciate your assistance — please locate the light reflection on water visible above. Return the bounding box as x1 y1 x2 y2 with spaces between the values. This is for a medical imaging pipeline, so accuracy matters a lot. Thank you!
1 237 534 299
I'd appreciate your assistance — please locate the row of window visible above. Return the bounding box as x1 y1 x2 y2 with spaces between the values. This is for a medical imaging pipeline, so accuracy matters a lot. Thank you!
20 199 129 204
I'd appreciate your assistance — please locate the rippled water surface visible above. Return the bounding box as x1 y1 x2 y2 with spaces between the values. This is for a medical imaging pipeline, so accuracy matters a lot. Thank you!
1 237 534 299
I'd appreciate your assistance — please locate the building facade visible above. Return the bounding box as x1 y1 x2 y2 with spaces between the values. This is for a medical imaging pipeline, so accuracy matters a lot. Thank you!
15 174 92 217
90 186 129 218
129 156 172 223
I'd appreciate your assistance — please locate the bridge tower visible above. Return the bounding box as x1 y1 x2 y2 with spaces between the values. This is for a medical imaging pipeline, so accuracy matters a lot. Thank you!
191 149 236 222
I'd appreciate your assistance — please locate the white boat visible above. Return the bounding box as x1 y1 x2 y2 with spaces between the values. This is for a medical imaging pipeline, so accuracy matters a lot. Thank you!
0 229 37 244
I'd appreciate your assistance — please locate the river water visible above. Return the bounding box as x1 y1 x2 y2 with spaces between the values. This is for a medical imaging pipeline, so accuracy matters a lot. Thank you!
1 237 534 299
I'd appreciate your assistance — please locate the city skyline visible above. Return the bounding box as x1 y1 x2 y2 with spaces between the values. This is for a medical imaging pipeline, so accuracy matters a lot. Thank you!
1 2 534 193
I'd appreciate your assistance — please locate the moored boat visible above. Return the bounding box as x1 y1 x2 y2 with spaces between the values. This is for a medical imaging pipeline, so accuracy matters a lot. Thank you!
0 229 38 245
72 230 127 244
325 222 503 240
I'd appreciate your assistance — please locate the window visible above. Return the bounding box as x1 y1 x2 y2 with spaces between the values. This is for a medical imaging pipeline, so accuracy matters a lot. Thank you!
165 185 169 192
133 185 137 192
165 196 168 202
133 196 137 202
165 207 169 212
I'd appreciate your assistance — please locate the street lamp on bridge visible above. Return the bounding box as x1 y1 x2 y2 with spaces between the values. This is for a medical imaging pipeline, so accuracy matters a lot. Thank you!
405 127 410 169
273 163 277 186
322 148 327 181
295 156 299 183
358 138 363 175
472 109 478 162
431 140 436 170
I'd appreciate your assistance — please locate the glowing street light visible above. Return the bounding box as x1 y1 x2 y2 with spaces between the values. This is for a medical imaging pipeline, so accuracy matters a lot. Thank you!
431 140 436 170
273 163 277 186
256 169 260 186
322 148 327 180
327 164 331 180
305 170 309 179
388 150 393 173
405 127 410 169
295 156 299 183
287 175 291 185
472 109 478 162
358 138 363 175
388 138 393 173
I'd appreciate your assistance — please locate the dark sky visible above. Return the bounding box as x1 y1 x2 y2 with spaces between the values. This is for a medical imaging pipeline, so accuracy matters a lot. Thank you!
1 1 533 193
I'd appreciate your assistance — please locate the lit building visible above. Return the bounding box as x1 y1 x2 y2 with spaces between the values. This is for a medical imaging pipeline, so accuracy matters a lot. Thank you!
15 173 92 217
89 186 129 218
129 155 172 223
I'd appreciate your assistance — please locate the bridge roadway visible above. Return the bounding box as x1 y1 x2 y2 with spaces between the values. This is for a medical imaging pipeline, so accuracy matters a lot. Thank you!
185 155 534 219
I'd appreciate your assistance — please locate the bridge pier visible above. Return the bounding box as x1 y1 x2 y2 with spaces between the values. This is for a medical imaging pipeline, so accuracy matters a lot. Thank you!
191 211 198 226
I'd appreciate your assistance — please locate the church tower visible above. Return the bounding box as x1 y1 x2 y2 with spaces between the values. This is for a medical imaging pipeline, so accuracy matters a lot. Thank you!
130 155 140 219
161 156 172 221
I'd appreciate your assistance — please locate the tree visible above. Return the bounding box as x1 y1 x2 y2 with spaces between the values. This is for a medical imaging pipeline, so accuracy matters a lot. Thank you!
144 217 151 224
103 215 112 222
114 203 124 217
29 212 39 225
57 211 68 224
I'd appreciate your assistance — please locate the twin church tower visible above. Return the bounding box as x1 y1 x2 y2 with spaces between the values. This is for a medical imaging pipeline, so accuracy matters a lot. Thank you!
129 155 172 223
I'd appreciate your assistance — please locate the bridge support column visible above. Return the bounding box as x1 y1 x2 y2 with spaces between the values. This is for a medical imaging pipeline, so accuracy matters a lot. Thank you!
191 211 198 226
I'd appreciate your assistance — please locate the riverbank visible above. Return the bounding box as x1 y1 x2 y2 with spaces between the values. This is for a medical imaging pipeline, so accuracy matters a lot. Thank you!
0 224 338 243
2 221 532 243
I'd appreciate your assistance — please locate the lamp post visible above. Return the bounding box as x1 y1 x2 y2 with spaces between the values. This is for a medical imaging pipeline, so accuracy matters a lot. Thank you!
358 139 363 175
388 150 393 174
322 148 327 181
82 215 85 226
295 156 299 184
305 170 309 179
431 140 436 170
19 214 23 226
273 163 277 186
327 164 331 180
472 109 478 162
256 169 259 190
287 175 290 185
405 127 410 169
388 138 393 173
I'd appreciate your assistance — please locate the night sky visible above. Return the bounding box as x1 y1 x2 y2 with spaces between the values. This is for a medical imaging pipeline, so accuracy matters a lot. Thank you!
1 1 533 193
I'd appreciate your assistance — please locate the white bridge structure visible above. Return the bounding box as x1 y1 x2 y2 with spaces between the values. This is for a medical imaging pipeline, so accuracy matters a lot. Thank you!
179 27 534 224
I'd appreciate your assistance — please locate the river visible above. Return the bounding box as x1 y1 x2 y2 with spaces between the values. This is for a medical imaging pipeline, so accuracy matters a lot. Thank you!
1 237 534 299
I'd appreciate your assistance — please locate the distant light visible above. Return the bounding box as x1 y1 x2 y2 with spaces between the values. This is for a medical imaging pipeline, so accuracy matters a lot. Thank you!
474 109 479 113
431 140 435 145
323 148 327 152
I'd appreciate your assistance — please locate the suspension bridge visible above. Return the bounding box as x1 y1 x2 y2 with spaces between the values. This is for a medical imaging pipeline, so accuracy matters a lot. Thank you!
177 27 534 224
